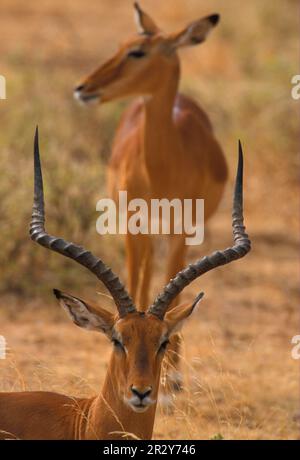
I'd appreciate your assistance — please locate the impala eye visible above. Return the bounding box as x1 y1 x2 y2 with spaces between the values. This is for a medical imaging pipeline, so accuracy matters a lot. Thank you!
112 338 125 352
127 49 146 59
158 340 169 353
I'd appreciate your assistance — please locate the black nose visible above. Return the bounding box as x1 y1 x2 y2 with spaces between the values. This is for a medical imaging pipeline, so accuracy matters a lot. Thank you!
131 386 152 400
208 14 220 26
74 84 85 92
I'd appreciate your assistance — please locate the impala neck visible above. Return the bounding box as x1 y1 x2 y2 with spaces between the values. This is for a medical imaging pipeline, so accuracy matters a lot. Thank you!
142 61 180 175
86 353 158 440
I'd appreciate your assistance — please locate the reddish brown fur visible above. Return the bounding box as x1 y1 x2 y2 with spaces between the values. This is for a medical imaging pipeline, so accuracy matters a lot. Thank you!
76 14 228 308
0 301 196 440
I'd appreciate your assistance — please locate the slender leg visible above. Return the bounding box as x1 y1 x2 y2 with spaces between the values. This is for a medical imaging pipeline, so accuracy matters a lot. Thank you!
125 232 143 304
138 236 153 310
165 235 187 309
160 235 187 406
126 232 153 310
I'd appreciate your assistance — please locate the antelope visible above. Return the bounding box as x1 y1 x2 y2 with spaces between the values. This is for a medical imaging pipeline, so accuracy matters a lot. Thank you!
0 129 250 440
74 3 228 308
74 3 228 391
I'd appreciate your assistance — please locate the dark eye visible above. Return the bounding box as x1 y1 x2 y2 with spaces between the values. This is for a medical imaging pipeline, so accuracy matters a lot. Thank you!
112 339 125 352
127 49 146 59
158 340 169 353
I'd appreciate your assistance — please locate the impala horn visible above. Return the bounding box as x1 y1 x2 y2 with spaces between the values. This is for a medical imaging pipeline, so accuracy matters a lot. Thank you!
148 141 251 319
30 127 136 318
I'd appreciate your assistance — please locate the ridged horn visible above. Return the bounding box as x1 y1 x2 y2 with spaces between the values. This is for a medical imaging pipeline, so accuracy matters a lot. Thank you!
30 127 136 318
148 141 251 319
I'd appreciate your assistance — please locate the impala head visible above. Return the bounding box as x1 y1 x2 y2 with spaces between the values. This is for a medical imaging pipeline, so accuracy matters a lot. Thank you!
30 128 250 413
53 290 203 412
74 3 220 104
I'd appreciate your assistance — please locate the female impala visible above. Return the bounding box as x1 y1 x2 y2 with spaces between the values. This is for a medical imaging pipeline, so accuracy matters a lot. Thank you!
0 130 249 440
74 3 228 393
74 3 228 310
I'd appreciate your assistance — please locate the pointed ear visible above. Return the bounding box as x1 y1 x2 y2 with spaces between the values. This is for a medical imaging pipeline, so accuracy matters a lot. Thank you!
164 292 204 336
168 14 220 50
133 2 160 36
53 289 115 337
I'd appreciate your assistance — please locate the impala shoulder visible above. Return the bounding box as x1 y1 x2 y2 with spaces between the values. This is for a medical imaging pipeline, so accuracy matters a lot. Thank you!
173 93 213 132
207 137 228 183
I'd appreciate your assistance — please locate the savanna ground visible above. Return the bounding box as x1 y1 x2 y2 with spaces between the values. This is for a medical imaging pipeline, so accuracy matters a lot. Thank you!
0 0 299 440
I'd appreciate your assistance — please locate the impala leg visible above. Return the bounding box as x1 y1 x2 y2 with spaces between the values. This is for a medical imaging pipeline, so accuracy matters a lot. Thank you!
137 235 153 309
125 232 143 304
166 234 187 308
159 332 184 411
126 232 153 309
161 235 187 402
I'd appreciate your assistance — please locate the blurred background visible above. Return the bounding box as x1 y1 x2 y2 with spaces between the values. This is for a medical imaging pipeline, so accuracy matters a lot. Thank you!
0 0 299 439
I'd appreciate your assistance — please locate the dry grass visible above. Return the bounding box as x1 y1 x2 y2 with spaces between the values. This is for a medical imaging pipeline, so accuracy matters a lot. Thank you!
0 0 299 439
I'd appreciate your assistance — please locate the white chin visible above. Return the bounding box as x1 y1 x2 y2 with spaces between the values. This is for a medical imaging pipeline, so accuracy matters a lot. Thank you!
125 398 150 413
130 404 149 413
73 91 100 106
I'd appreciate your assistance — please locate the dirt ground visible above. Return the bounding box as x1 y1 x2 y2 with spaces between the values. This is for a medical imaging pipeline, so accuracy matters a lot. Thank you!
0 0 299 440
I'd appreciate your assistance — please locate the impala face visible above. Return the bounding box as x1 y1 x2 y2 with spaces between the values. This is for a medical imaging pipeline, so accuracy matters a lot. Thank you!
113 313 168 412
74 4 220 105
74 35 179 105
54 289 202 413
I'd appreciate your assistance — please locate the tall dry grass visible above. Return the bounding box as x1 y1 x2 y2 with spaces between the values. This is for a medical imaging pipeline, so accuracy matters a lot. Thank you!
0 0 298 299
0 0 299 440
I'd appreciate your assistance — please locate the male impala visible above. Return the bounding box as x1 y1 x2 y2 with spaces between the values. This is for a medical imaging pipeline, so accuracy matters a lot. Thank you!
74 4 228 390
0 129 250 440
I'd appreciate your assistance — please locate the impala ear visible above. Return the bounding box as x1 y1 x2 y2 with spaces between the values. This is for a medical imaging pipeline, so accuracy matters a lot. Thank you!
53 289 115 336
168 14 220 50
164 292 204 336
133 2 160 36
